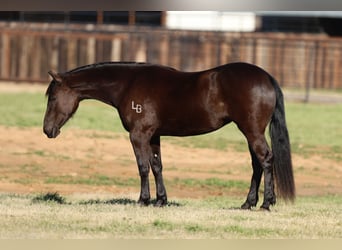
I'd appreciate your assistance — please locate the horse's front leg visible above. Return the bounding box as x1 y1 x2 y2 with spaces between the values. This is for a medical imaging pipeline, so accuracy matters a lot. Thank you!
130 132 152 206
150 136 167 207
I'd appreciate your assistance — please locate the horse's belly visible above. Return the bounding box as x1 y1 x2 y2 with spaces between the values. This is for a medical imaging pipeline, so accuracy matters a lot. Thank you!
158 112 230 136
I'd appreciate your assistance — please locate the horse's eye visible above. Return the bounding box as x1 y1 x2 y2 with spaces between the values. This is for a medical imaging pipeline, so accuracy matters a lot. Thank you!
49 96 57 102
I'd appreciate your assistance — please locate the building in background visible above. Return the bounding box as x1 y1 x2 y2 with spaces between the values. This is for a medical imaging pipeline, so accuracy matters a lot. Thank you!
0 11 342 35
0 11 165 26
257 11 342 36
166 11 342 36
165 11 256 32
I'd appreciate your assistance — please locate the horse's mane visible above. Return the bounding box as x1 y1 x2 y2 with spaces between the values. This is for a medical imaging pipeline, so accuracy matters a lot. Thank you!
66 61 150 74
45 62 151 96
45 80 57 97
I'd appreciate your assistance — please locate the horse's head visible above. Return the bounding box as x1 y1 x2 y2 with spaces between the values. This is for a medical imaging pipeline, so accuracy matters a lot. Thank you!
43 71 80 138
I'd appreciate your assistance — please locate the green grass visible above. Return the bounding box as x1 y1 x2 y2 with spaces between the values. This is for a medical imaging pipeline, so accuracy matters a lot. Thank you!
45 175 139 187
0 93 46 127
0 193 340 238
0 92 124 132
286 103 342 150
43 175 248 193
169 178 249 190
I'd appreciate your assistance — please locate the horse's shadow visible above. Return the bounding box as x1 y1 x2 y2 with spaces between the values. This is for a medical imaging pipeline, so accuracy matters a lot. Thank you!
78 198 182 207
225 206 272 212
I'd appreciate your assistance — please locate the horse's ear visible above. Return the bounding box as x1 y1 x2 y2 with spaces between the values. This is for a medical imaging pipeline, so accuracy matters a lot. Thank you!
48 70 63 83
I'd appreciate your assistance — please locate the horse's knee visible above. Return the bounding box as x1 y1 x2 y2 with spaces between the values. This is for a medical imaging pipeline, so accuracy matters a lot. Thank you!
261 150 273 170
249 137 272 167
138 164 150 177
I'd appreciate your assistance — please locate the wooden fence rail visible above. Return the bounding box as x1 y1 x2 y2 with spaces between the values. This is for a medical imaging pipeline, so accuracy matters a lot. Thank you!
1 21 342 89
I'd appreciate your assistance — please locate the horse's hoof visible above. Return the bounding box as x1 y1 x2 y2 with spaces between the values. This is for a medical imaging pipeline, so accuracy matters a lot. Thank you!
259 206 271 212
241 202 252 210
154 199 167 207
241 199 258 210
137 199 150 206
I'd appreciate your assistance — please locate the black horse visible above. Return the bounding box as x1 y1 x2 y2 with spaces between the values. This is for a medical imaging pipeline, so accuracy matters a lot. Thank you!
43 62 295 210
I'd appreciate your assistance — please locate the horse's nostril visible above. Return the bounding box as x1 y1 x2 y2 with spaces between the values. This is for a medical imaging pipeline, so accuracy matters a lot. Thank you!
52 127 60 138
43 127 51 137
43 126 60 138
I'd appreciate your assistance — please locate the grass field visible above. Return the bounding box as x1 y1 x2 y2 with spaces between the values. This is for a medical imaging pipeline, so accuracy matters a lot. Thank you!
0 193 341 239
0 88 341 239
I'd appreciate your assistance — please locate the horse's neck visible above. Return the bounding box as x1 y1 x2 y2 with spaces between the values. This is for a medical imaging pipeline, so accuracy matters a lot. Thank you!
73 77 127 108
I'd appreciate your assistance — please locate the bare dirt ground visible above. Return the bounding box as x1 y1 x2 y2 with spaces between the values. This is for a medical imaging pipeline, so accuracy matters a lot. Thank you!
0 126 341 199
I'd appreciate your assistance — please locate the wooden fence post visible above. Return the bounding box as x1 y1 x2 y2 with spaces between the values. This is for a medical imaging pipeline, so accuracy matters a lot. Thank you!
159 35 169 65
51 37 59 71
32 37 41 80
18 36 29 80
111 38 122 61
87 37 96 64
67 38 77 69
305 42 318 102
1 33 10 79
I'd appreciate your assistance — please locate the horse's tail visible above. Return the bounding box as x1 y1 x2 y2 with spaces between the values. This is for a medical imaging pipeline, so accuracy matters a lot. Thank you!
268 75 296 202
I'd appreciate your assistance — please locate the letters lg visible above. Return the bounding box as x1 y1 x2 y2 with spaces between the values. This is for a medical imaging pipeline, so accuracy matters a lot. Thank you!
132 101 142 113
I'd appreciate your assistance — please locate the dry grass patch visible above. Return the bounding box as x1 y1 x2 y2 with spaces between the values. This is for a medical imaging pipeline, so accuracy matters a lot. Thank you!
0 193 340 239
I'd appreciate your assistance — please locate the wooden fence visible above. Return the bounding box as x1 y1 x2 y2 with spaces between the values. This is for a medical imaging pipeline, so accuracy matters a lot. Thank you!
1 21 342 89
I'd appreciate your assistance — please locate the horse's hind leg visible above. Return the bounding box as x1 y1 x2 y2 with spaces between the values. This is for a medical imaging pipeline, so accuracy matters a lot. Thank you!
242 132 276 210
150 136 167 206
241 145 263 209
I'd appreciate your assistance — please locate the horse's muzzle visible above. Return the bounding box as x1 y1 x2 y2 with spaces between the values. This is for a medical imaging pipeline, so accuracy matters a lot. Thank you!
43 126 60 138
